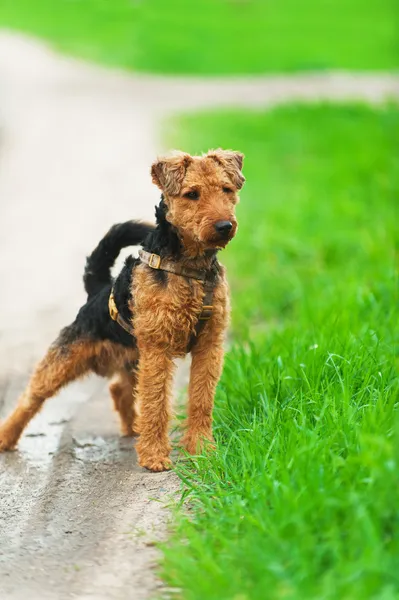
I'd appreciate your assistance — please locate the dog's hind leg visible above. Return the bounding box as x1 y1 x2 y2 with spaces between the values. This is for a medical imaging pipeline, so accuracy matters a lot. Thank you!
0 341 95 451
109 368 137 437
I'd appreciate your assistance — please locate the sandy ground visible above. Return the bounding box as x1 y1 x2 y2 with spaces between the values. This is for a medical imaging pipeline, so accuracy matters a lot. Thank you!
0 31 398 600
0 33 180 600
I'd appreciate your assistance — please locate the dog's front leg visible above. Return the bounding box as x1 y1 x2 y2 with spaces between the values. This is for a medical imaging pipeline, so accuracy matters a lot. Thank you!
183 334 224 455
135 347 175 472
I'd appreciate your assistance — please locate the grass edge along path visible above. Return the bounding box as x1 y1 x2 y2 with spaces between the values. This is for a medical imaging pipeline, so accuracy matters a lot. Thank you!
160 102 399 600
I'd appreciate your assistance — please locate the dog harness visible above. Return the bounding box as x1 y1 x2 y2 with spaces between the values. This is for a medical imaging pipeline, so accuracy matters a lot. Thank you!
108 250 216 352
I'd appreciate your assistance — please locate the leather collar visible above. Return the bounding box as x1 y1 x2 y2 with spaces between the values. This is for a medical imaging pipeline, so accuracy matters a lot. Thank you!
138 249 209 281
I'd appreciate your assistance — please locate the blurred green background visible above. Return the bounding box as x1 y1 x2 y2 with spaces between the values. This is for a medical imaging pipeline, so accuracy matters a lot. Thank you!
166 104 398 338
0 0 397 74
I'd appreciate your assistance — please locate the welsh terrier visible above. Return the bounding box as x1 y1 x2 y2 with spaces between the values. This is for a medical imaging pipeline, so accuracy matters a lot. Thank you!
0 149 245 471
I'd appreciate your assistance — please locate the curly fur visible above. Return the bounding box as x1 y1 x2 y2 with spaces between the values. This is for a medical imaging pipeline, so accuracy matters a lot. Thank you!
0 149 245 472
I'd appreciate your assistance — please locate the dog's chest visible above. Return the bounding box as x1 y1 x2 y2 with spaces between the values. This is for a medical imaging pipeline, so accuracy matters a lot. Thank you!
132 267 207 354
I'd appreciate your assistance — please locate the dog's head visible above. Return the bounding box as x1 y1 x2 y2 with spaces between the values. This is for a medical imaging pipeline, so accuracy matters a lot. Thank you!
151 149 245 255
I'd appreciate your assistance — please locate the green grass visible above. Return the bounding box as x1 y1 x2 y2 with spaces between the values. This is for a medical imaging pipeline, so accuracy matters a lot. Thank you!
161 104 399 599
0 0 397 74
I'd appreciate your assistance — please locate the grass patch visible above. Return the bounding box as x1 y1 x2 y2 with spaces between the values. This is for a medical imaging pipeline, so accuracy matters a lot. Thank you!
161 104 399 598
0 0 397 74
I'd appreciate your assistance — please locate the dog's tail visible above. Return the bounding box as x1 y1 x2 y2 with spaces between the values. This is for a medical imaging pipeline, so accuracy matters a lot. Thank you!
83 221 154 297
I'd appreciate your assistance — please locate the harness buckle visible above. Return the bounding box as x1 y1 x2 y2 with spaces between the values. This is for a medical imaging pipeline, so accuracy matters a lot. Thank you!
148 253 161 269
108 293 118 321
199 305 213 320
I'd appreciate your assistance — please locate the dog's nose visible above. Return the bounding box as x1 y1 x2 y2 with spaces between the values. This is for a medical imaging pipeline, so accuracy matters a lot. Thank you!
214 221 233 236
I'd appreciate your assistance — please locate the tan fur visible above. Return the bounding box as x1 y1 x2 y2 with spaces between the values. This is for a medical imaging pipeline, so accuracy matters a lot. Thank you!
182 273 229 454
153 151 243 255
0 341 138 452
109 369 138 436
0 149 244 471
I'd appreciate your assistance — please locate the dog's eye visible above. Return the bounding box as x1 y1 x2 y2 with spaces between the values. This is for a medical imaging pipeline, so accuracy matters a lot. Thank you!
222 186 233 194
184 190 199 200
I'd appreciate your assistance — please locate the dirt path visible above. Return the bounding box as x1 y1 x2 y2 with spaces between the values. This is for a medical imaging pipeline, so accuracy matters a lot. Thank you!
0 33 181 600
0 31 398 600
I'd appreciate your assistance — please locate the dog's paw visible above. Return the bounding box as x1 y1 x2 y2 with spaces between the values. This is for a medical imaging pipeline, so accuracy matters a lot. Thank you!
182 432 215 456
139 455 172 472
119 424 134 437
0 427 19 452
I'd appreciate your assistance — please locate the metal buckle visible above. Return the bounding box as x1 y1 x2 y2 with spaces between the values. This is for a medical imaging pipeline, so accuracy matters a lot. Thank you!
108 293 118 321
199 305 213 320
148 253 161 269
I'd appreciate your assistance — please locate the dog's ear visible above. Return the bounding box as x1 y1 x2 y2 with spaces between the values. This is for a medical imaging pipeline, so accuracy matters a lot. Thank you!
151 152 193 196
207 149 245 190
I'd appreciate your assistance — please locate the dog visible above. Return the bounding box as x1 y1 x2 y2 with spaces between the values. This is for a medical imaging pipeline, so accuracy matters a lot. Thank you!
0 149 245 471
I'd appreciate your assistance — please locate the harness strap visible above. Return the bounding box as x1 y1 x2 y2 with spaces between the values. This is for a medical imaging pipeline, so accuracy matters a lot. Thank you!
139 249 207 281
108 251 216 352
186 279 214 352
108 292 135 336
